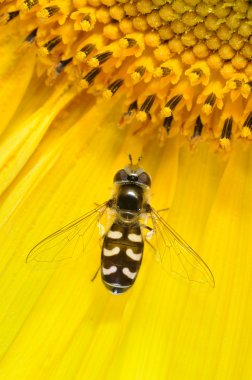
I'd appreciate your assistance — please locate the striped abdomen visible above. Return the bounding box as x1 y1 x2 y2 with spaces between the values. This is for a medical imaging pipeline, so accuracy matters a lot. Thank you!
101 219 144 294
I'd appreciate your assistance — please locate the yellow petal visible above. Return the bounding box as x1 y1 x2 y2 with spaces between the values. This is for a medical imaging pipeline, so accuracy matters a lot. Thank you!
0 132 252 378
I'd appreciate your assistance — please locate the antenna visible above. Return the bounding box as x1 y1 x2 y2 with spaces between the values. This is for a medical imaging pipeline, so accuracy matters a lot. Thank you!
128 154 143 166
128 154 133 165
137 156 143 165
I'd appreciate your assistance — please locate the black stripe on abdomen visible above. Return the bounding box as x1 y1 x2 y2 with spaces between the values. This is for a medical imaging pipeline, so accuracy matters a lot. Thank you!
101 220 144 291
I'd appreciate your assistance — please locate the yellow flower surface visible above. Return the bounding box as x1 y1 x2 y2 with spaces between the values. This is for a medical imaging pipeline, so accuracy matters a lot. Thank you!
0 0 252 379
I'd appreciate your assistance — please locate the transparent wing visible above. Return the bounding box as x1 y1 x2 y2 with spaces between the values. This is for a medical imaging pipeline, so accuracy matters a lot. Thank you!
148 208 215 287
26 202 109 264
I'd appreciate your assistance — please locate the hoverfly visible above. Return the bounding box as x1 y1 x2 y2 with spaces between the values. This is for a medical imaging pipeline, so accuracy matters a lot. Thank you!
27 156 215 293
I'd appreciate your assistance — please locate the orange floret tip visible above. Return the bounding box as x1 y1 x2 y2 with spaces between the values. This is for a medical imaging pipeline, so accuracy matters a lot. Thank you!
4 0 252 146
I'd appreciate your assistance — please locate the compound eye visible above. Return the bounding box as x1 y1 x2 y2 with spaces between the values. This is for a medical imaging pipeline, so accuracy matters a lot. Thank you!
113 169 128 183
138 172 151 187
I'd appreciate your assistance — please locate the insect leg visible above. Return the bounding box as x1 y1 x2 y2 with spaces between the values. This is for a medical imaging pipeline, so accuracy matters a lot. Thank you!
140 224 153 232
156 207 170 213
144 236 156 252
140 223 156 249
91 266 101 282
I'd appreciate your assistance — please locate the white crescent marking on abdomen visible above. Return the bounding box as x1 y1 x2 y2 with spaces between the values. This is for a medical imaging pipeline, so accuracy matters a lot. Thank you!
126 248 142 261
128 233 142 242
122 267 137 279
103 247 120 256
102 266 117 275
107 230 123 239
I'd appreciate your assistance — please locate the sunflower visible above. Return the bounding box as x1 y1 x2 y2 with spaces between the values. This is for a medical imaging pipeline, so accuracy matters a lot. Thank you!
0 0 251 379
